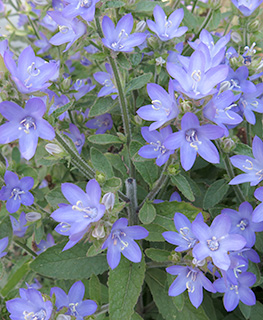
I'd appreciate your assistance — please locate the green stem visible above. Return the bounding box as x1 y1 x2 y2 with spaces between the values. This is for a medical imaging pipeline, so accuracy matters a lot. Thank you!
125 178 138 225
27 16 41 40
94 304 109 316
182 8 213 56
14 240 37 257
246 121 252 146
191 0 198 13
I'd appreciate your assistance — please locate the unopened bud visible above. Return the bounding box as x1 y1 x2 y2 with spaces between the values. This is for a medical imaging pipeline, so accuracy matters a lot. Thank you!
180 99 192 113
61 77 71 91
135 21 146 32
102 192 115 210
57 315 71 320
231 32 242 43
92 225 105 240
248 19 260 32
134 115 142 125
192 258 206 267
155 57 166 66
96 172 106 184
45 143 63 155
220 137 236 153
116 132 127 142
26 212 42 222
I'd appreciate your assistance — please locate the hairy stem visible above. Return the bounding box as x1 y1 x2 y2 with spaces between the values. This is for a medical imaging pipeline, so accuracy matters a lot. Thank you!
14 240 37 257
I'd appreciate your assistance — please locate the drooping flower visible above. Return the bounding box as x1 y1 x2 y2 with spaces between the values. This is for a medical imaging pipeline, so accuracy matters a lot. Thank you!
229 135 263 186
0 98 55 160
71 78 95 101
101 218 149 269
191 214 246 270
6 288 53 320
10 212 28 237
64 123 85 154
26 278 42 290
166 265 216 308
93 63 118 100
147 5 187 41
137 80 179 131
0 171 34 214
4 46 59 93
164 112 224 171
61 0 99 21
37 233 56 255
48 11 86 52
51 179 105 251
153 191 181 204
222 202 263 247
50 281 97 320
34 31 52 54
167 50 229 99
162 212 203 252
85 113 113 134
138 126 175 166
213 272 256 311
101 13 146 52
231 0 263 16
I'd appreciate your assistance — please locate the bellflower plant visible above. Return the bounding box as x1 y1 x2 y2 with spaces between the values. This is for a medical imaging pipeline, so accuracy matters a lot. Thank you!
147 5 188 41
229 135 263 186
231 0 263 16
164 112 225 171
136 80 179 130
61 0 99 21
252 187 263 222
10 212 28 237
51 281 97 319
102 218 149 269
6 288 53 320
93 63 118 99
0 98 55 160
85 113 113 134
51 179 105 251
0 171 34 213
37 233 55 254
64 123 85 154
4 46 59 93
101 13 147 52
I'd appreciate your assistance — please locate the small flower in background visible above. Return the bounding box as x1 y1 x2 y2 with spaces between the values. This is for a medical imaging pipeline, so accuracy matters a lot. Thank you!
153 191 182 203
51 179 105 251
252 187 263 222
50 281 97 319
71 78 95 101
37 233 55 254
222 202 263 247
136 80 179 131
61 0 100 21
6 288 53 320
147 5 187 41
48 11 86 52
139 126 175 166
0 237 8 258
64 123 85 154
0 98 55 160
223 66 256 93
4 46 59 94
85 113 113 134
0 171 34 213
163 212 203 252
102 218 149 269
166 265 216 308
229 135 263 186
93 63 118 100
34 31 52 54
10 212 28 237
40 13 58 31
26 278 42 290
47 90 70 121
192 214 246 270
101 13 146 52
213 272 256 311
164 112 224 171
231 0 263 16
238 83 263 125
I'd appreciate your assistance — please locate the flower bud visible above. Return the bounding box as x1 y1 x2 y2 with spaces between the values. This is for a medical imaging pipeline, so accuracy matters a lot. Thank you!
45 143 63 155
168 163 180 175
92 225 105 240
26 212 42 222
220 137 236 153
116 132 127 142
155 57 166 66
61 77 71 91
57 315 71 320
248 19 260 32
134 115 142 125
102 192 115 210
96 172 106 184
231 32 242 43
135 21 146 32
192 258 206 267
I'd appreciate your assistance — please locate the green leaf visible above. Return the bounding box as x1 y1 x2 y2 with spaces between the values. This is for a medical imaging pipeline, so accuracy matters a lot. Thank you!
106 0 125 7
175 297 209 320
153 201 208 231
109 256 145 320
45 186 65 208
117 52 131 70
249 302 263 320
90 52 108 61
203 179 229 210
89 274 102 305
166 274 184 311
1 255 31 297
51 101 74 119
0 216 13 248
130 53 142 67
182 5 199 30
89 98 116 117
102 177 122 193
135 0 162 12
145 269 177 320
170 175 195 202
233 143 253 157
91 147 114 178
34 222 44 244
139 202 156 224
126 73 152 93
88 134 123 145
145 248 170 262
30 242 108 280
131 313 143 320
106 153 128 177
210 9 222 29
239 302 251 319
142 224 166 242
133 161 158 187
